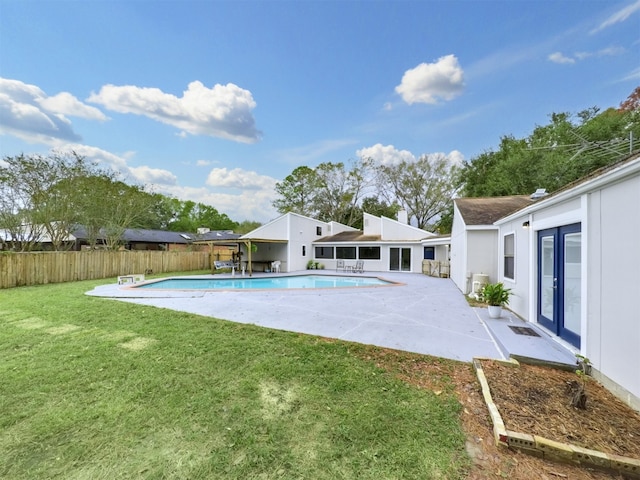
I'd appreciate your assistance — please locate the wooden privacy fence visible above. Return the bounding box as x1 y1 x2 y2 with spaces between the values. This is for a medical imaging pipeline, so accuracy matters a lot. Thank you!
0 250 212 289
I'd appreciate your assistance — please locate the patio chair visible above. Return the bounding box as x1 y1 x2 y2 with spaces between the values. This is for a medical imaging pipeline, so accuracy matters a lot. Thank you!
336 259 345 272
214 260 235 270
271 260 281 273
352 260 364 273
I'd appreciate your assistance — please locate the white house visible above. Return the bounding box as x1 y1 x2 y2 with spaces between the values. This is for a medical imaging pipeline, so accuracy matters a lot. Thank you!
450 196 533 294
452 152 640 410
313 212 439 273
237 212 354 273
240 211 443 274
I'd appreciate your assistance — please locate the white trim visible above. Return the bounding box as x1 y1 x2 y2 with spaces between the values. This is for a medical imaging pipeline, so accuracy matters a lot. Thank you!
531 210 583 231
502 230 516 282
580 194 588 357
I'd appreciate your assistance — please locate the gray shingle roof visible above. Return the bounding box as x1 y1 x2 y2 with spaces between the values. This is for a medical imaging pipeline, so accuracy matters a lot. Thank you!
315 231 382 242
454 196 533 226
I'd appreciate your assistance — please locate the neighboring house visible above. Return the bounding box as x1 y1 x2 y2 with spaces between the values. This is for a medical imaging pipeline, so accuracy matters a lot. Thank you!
452 152 640 409
0 226 240 253
450 196 534 294
239 211 444 274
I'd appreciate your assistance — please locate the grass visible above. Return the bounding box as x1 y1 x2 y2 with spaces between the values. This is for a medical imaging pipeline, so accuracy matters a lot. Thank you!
0 274 470 479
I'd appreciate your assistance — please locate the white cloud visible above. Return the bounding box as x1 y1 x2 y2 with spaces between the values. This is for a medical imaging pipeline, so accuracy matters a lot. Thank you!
591 0 640 34
357 144 464 167
395 55 465 105
196 159 212 167
550 46 624 64
55 143 177 186
622 67 640 81
357 144 416 165
38 92 107 121
445 150 465 166
157 184 279 223
548 52 576 64
575 46 625 60
206 167 278 190
129 165 179 185
88 81 261 143
0 78 105 144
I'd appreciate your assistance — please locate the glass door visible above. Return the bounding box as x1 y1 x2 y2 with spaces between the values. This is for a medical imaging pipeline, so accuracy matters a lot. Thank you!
537 224 581 347
390 248 411 272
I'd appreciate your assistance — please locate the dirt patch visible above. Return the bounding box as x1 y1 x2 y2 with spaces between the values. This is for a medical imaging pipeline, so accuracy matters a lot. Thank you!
358 347 637 479
259 380 299 419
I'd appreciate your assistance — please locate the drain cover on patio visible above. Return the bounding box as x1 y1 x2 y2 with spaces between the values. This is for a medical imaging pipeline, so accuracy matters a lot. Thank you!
508 326 540 337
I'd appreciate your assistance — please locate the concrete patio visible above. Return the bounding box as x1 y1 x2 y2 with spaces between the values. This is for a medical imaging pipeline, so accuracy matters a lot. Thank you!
86 271 578 365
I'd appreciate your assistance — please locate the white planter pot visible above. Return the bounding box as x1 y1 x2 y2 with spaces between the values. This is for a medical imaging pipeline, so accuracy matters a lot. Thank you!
487 305 503 319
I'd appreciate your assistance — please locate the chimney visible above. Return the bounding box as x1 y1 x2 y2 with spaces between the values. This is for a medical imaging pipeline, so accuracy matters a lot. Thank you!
397 210 408 224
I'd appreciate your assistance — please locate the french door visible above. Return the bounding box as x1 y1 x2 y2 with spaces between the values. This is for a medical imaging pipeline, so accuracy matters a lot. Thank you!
537 223 581 348
390 247 411 272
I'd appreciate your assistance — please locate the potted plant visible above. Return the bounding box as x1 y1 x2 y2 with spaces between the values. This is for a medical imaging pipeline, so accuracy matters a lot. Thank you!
482 282 511 318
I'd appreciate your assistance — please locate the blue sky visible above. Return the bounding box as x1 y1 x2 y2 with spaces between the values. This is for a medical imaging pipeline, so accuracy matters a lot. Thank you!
1 1 639 223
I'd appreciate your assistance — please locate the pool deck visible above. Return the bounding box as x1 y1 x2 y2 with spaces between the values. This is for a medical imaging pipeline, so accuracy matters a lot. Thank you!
86 271 578 365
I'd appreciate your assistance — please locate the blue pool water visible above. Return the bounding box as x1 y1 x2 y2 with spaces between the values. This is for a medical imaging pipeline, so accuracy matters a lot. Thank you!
136 274 393 290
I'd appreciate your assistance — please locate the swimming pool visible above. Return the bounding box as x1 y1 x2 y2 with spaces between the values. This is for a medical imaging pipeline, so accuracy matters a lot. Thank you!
135 274 395 290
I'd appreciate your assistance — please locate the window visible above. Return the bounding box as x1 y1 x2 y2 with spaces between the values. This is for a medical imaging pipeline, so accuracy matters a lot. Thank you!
423 247 435 260
504 233 515 279
336 246 356 259
315 246 334 259
358 246 380 260
316 226 322 236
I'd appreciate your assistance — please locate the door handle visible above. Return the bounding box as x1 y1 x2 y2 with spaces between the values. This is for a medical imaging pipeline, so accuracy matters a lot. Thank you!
553 277 557 289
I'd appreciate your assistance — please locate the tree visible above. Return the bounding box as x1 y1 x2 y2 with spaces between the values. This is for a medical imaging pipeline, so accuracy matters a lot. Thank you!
0 152 109 250
272 160 374 227
374 154 459 229
313 160 371 225
236 220 262 234
459 95 640 199
273 166 322 218
166 199 238 233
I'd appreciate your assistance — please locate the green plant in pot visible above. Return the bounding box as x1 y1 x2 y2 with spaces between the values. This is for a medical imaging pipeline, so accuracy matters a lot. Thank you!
482 282 511 318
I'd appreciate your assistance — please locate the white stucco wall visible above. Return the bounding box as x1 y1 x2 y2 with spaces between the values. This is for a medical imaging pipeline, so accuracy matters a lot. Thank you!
466 230 499 289
287 214 331 272
380 216 434 241
586 176 640 404
496 217 531 321
363 213 382 236
450 206 467 292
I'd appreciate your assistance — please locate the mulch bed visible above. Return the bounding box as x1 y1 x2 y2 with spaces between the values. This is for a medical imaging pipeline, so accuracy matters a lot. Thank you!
481 360 640 459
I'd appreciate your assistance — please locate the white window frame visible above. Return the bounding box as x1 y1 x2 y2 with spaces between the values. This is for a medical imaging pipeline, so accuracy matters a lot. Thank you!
503 231 515 280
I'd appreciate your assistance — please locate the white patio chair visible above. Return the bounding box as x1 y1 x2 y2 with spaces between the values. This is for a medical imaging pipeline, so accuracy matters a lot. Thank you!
336 259 345 272
352 260 364 273
271 260 281 273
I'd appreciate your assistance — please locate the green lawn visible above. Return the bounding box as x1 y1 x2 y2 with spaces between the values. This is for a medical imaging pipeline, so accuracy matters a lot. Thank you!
0 276 470 479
